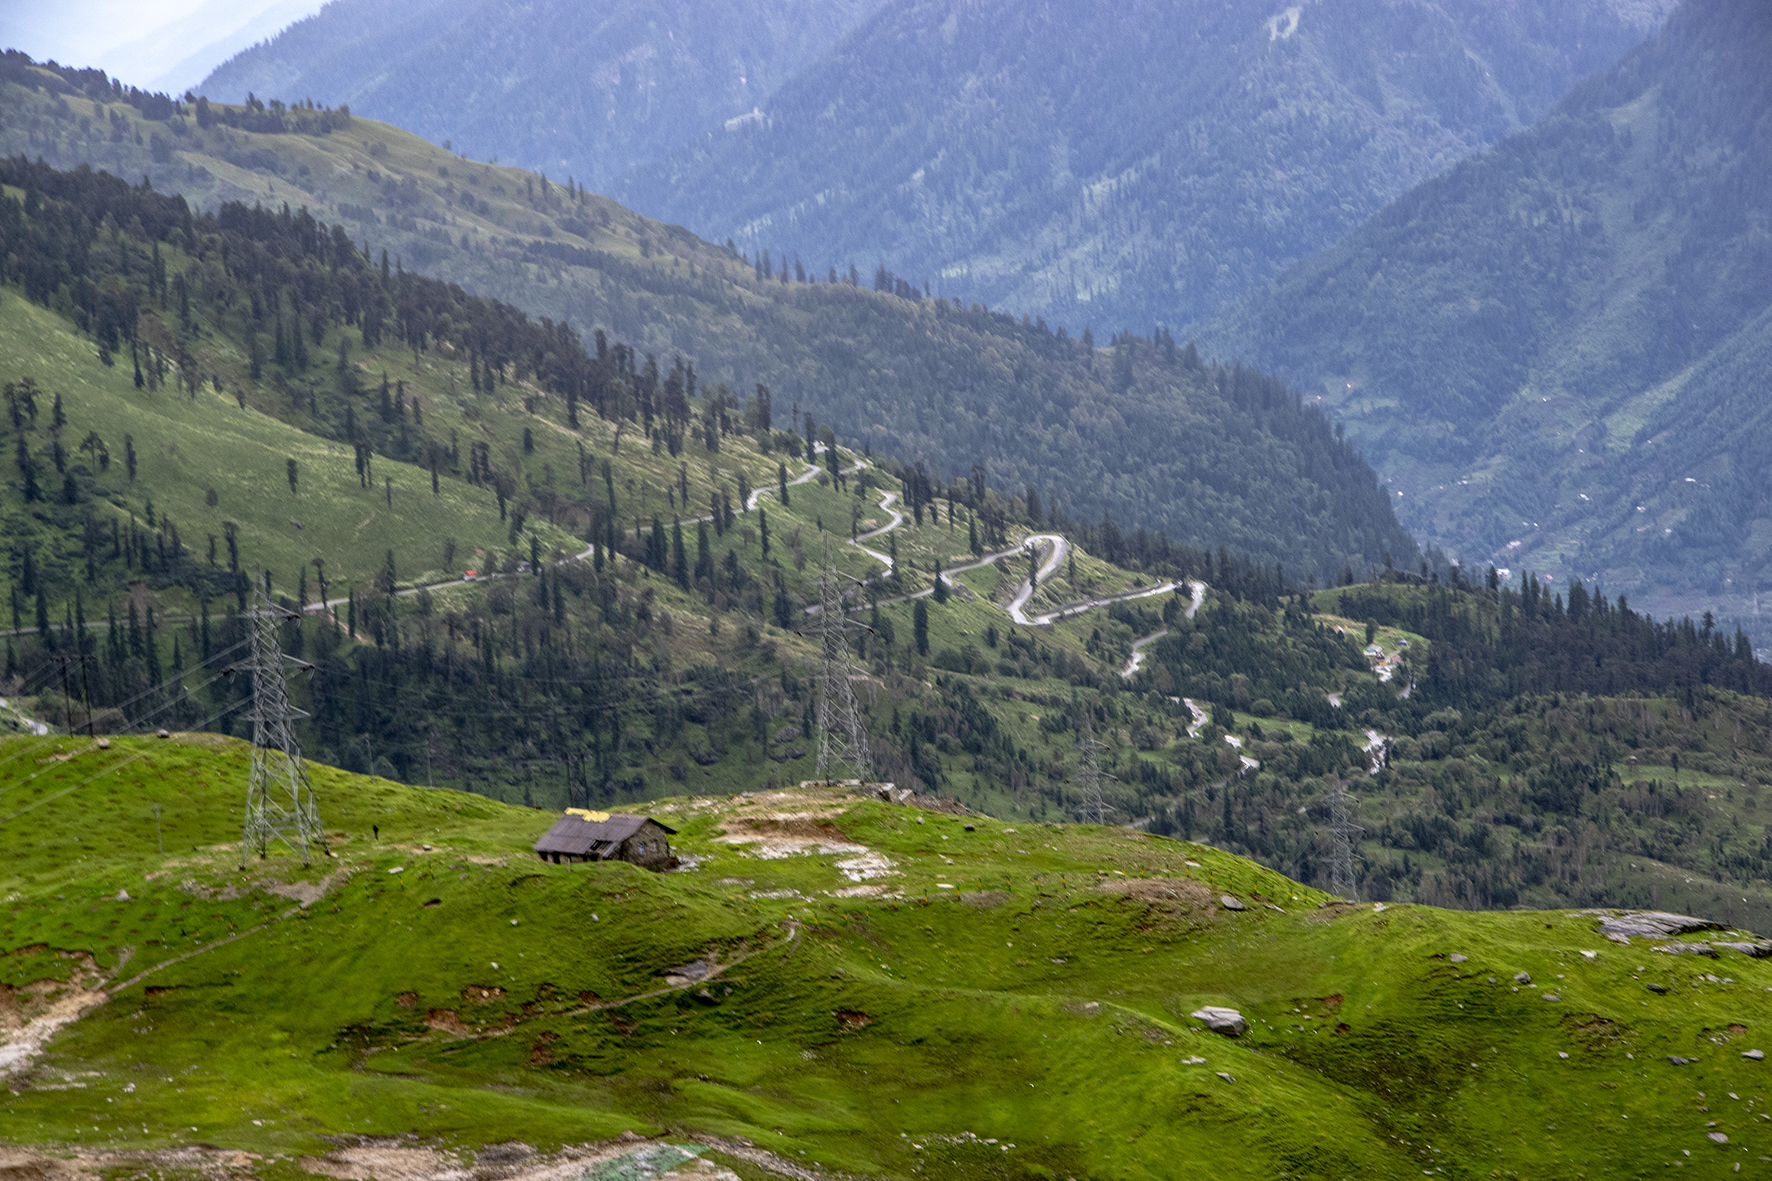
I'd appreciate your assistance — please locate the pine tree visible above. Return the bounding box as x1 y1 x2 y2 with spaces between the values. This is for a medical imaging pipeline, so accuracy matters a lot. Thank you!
671 518 689 589
913 598 929 656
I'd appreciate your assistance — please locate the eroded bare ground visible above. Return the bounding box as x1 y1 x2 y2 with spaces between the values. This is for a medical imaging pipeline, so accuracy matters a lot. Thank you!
0 952 110 1078
0 1133 831 1181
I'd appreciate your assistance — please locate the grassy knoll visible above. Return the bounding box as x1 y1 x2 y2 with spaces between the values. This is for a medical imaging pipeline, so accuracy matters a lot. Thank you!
4 736 1772 1177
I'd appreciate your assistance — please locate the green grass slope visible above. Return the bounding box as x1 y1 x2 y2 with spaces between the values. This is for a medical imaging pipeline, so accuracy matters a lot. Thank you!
5 736 1772 1177
0 288 574 606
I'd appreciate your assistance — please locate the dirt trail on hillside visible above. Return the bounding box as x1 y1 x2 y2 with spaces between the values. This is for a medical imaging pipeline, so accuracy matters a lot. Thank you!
0 1134 820 1181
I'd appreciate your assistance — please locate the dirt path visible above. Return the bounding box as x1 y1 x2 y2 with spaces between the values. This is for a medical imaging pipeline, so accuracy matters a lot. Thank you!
1119 580 1206 677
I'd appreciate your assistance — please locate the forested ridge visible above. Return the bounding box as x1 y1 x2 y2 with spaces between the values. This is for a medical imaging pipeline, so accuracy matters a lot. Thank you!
5 95 1772 928
1132 568 1772 923
0 152 1297 812
0 58 1421 582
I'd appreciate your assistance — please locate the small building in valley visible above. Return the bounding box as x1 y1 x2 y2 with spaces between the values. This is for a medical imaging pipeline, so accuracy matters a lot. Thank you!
532 809 678 871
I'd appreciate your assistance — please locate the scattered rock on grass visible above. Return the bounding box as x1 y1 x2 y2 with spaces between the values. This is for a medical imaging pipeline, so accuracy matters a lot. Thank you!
1666 1056 1697 1066
1653 943 1720 958
1220 895 1245 911
1449 954 1467 964
1514 972 1532 984
1744 1050 1765 1061
1215 1072 1235 1083
1191 1007 1247 1037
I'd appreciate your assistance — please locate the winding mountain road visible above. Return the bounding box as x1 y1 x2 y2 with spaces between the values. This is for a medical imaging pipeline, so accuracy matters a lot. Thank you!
1119 579 1207 677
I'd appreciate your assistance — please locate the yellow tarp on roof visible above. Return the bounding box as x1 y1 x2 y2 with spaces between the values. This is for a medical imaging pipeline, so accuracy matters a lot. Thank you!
565 808 611 822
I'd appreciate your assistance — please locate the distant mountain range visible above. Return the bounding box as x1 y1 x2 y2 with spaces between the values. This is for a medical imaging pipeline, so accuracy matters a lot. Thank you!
1197 0 1772 630
614 0 1674 333
198 0 1673 336
199 0 882 193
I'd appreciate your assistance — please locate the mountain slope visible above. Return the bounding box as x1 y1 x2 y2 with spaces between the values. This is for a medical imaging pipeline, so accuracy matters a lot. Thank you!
615 0 1673 336
0 59 1421 582
1196 0 1772 634
6 751 1772 1177
196 0 882 192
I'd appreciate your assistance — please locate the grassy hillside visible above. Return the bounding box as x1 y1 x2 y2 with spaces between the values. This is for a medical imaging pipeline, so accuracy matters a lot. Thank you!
1197 0 1772 642
0 288 575 609
5 738 1772 1178
0 57 1420 582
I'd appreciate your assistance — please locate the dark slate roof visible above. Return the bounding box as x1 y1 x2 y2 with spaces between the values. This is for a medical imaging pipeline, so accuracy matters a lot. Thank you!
532 813 675 856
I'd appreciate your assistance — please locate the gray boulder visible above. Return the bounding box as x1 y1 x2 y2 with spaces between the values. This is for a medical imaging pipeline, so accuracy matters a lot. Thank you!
1652 943 1719 958
1191 1006 1248 1037
1714 941 1772 958
1220 895 1246 912
1594 911 1723 942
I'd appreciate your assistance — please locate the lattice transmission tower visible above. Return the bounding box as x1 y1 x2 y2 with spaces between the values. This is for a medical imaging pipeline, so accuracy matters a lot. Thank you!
1322 777 1362 900
813 557 873 782
235 585 326 868
1071 713 1117 824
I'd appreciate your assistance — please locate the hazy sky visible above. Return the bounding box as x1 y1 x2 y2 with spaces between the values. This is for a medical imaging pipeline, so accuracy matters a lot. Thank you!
0 0 325 92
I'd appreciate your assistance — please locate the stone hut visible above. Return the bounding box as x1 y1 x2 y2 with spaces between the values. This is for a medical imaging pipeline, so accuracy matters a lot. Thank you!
532 809 678 870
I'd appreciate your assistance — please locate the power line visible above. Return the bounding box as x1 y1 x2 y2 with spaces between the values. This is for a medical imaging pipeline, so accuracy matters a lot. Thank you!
812 549 873 782
236 585 326 869
1323 776 1362 901
1071 712 1117 824
0 640 252 792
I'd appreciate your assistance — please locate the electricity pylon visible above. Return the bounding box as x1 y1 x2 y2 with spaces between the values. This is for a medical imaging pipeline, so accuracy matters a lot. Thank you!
1071 713 1117 824
1323 777 1362 900
813 554 874 781
236 585 325 868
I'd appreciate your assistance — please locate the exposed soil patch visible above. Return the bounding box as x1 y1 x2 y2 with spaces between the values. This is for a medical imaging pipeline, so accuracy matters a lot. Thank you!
423 1009 477 1036
178 867 352 907
0 953 108 1078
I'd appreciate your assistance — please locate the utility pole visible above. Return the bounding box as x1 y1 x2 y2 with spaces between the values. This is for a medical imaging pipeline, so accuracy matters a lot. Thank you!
234 584 325 869
1071 712 1117 824
1323 777 1362 901
812 549 873 782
